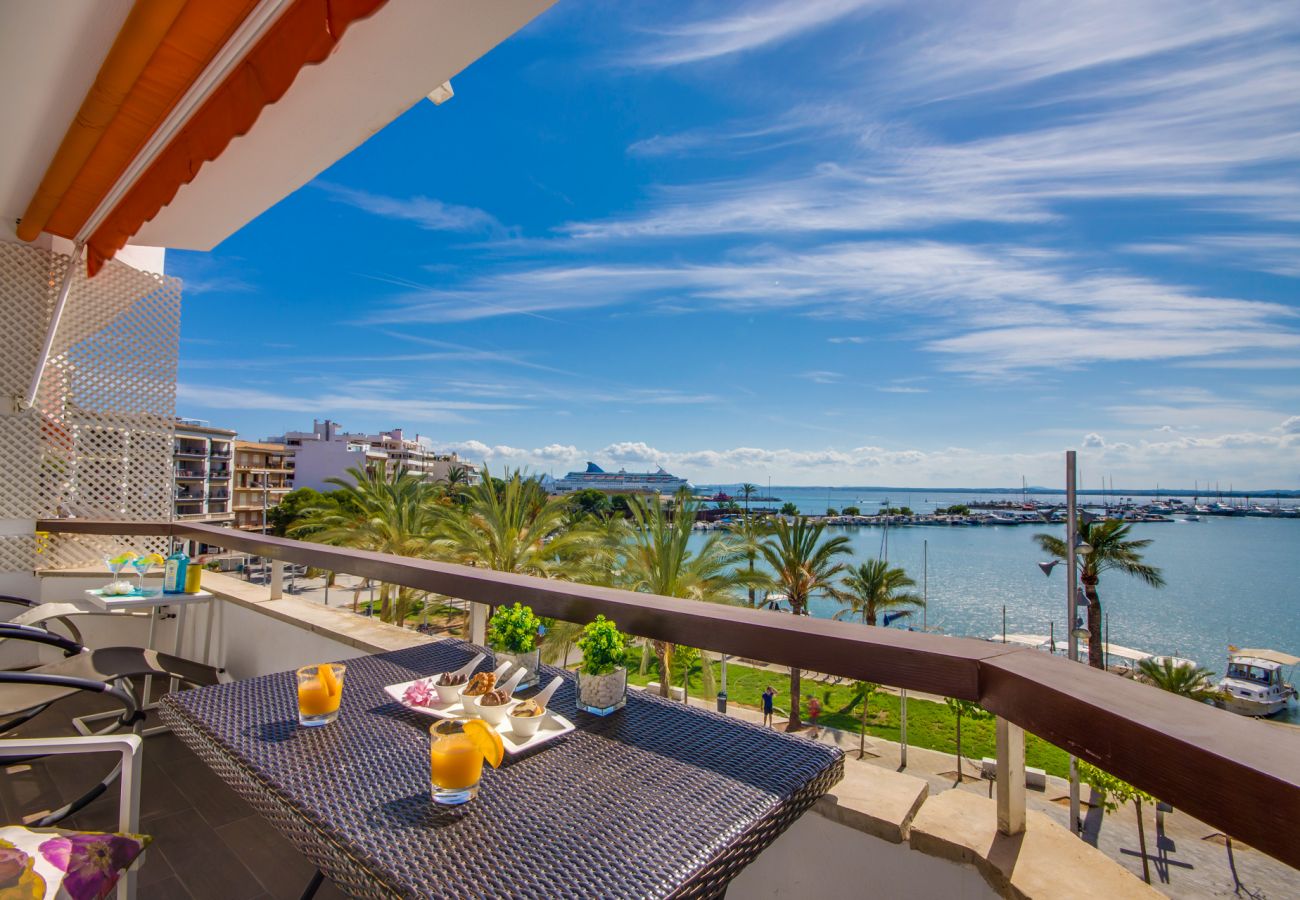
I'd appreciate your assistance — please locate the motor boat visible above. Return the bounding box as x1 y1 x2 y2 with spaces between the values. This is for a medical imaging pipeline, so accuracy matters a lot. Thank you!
1215 648 1298 717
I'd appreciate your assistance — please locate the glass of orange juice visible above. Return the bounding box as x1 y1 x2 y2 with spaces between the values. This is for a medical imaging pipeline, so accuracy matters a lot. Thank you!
296 663 346 726
430 718 507 805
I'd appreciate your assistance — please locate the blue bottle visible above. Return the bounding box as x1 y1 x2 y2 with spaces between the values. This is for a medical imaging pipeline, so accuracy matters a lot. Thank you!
163 551 189 594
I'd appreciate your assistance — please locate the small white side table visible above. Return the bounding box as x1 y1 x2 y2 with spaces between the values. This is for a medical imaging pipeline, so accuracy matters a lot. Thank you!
77 587 215 735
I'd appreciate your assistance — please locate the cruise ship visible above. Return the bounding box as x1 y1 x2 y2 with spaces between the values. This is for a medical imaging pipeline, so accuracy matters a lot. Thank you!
551 462 691 495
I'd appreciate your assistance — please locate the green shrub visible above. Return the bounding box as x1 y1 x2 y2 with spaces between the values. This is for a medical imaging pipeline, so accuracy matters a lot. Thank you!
487 602 542 653
577 615 628 675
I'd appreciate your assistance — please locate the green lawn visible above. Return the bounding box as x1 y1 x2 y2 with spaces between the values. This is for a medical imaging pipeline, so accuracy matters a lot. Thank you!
626 653 1071 779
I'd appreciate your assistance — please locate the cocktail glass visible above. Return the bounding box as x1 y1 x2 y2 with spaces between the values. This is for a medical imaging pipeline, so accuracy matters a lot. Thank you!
128 555 154 593
103 552 135 578
296 663 346 726
429 719 483 805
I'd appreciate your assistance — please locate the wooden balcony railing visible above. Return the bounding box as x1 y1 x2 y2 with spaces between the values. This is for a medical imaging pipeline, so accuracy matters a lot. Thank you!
34 518 1300 871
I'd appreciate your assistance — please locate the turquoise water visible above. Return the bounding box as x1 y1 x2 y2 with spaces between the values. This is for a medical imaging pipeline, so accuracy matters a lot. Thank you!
690 486 1300 722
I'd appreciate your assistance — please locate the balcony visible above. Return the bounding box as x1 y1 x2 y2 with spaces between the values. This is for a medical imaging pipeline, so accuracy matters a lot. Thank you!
8 518 1298 900
174 468 206 480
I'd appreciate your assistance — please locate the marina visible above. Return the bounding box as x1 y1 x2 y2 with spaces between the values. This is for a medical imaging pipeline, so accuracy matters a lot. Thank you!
687 497 1300 724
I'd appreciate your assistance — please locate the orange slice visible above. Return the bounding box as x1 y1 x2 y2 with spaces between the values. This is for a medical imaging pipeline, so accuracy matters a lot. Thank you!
463 719 504 769
319 663 341 698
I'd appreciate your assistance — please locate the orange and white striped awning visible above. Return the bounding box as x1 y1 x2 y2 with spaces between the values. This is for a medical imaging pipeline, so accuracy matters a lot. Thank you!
17 0 387 276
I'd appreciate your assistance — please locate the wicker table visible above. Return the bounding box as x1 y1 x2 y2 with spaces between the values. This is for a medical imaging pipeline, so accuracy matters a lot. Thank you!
159 641 843 899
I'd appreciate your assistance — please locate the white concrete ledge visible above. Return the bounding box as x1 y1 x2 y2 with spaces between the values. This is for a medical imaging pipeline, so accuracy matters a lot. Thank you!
908 790 1161 899
814 762 929 843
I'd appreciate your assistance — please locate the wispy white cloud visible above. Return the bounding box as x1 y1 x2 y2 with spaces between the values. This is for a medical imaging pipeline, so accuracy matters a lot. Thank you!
625 0 883 68
587 2 1300 243
827 336 867 344
315 182 509 236
367 239 1300 374
1124 234 1300 278
799 370 843 384
176 383 525 426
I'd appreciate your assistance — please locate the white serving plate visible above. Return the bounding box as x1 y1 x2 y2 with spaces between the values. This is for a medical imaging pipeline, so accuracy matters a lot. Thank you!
384 679 574 755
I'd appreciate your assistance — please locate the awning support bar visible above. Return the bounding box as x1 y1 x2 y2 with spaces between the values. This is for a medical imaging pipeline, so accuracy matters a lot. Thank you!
25 242 84 410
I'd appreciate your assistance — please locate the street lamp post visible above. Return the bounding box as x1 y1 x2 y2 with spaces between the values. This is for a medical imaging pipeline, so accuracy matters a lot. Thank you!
1037 450 1092 835
1065 450 1081 834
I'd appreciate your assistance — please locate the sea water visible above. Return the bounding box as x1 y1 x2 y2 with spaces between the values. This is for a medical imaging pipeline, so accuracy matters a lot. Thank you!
691 487 1300 723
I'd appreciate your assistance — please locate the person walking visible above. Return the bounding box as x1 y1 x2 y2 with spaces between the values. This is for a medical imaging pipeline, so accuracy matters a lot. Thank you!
807 695 822 738
761 686 776 727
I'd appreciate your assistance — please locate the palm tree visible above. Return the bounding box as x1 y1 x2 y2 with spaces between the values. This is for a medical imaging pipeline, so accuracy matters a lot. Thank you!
739 483 758 515
757 518 852 730
728 514 772 608
1137 657 1221 703
836 559 924 627
619 494 750 698
1034 519 1165 670
433 466 603 583
290 465 439 625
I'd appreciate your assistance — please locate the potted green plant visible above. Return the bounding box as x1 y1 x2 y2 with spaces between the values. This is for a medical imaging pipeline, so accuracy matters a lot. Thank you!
575 615 629 715
487 602 543 690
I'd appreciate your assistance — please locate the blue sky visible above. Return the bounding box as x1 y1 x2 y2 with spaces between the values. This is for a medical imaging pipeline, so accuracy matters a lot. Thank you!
171 0 1300 488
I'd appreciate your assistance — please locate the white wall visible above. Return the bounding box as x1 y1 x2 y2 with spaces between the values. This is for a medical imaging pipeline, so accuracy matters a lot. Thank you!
289 442 373 491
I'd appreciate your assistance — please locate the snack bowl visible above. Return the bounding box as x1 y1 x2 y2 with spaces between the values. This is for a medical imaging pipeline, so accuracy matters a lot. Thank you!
469 665 528 722
508 677 562 738
475 691 516 725
433 677 468 705
508 703 545 738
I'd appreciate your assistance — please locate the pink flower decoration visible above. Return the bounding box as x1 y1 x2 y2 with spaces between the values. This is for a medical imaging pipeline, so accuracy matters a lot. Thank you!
402 679 435 707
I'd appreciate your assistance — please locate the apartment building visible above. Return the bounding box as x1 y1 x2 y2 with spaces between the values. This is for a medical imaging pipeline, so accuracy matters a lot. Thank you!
268 420 476 491
232 441 294 532
173 419 235 526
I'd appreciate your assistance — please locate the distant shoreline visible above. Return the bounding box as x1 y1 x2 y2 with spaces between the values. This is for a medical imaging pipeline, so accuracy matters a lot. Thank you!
695 484 1300 498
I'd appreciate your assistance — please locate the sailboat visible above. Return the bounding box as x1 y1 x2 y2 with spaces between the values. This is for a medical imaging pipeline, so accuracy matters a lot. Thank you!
1185 481 1201 521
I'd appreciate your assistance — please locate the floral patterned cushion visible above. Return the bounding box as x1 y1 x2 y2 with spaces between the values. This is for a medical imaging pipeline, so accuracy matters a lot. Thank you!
0 826 150 900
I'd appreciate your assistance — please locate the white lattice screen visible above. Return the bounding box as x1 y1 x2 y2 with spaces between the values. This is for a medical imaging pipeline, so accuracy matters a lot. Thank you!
1 241 179 571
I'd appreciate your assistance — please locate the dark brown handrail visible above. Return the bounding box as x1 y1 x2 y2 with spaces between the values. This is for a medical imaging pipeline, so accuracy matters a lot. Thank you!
36 518 1300 870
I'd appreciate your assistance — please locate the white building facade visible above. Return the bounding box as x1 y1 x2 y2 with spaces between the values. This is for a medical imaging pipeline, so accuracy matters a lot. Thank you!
268 420 475 492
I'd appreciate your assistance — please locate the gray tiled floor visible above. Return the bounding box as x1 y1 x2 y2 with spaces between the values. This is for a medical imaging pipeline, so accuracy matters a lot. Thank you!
2 688 346 899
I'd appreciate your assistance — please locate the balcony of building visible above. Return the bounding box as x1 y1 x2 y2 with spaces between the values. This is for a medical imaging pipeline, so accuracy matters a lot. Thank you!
4 520 1297 900
208 467 232 481
174 466 207 480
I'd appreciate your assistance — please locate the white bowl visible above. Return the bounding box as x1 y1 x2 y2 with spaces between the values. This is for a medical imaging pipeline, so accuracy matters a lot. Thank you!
433 680 465 705
476 699 514 725
509 710 545 738
459 691 489 715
